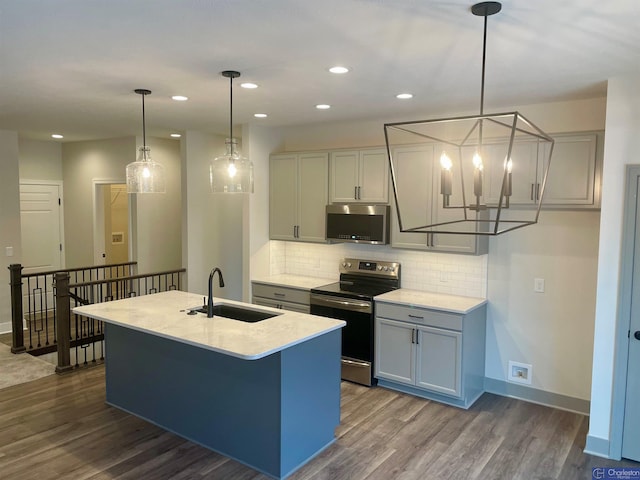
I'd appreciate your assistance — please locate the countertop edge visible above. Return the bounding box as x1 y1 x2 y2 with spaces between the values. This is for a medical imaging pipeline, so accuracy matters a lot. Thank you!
97 316 346 360
374 291 487 315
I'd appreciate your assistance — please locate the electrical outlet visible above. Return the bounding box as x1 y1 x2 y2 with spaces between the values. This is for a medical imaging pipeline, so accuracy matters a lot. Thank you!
508 360 532 385
534 277 545 293
5 246 13 257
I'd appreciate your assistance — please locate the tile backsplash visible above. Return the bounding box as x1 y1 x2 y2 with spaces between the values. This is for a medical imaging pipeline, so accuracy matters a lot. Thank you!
270 241 487 298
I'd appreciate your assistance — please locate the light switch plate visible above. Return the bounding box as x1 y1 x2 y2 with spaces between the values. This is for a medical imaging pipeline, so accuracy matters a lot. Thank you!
534 277 545 293
5 246 13 257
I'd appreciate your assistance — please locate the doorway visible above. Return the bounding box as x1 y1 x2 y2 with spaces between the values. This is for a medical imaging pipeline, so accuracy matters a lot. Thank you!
93 182 129 266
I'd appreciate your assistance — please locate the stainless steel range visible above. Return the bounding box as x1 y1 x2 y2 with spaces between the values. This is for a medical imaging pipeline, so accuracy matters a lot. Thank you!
310 258 400 386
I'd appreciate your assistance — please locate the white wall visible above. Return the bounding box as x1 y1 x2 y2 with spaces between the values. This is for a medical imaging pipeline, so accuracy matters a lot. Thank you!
587 74 640 457
245 124 285 299
133 137 182 273
18 138 62 181
272 97 605 406
0 131 22 328
181 131 244 301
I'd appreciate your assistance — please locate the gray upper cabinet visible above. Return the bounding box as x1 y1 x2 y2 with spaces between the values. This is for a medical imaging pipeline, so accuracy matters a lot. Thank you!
390 144 488 255
543 133 600 207
269 152 329 242
330 149 388 203
482 132 601 208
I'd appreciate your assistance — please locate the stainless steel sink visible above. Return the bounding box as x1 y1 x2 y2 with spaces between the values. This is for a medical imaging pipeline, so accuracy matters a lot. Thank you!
187 303 280 323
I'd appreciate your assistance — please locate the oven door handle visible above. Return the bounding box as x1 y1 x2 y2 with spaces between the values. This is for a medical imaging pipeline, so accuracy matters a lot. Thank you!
310 295 372 313
341 358 370 368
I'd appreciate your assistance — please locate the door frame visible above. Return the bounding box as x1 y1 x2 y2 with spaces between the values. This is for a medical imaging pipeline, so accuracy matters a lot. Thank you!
19 179 66 269
92 179 134 266
609 164 640 459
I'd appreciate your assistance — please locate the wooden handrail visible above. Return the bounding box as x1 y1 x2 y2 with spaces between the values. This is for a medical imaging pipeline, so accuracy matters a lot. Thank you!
22 261 137 279
69 268 186 288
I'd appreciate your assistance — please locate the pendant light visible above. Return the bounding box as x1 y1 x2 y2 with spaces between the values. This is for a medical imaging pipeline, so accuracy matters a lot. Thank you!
384 1 554 236
126 89 166 194
210 70 254 194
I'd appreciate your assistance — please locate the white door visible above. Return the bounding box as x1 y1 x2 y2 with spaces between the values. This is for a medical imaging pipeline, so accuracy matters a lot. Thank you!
621 176 640 461
20 184 63 274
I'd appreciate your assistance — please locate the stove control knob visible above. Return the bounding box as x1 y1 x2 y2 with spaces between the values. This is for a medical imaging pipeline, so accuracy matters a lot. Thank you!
389 267 395 272
346 262 352 268
342 262 347 268
377 266 383 271
383 266 389 271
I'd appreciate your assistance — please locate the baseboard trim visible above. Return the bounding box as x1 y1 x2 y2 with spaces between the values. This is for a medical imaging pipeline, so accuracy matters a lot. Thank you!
0 321 11 335
484 377 590 415
584 434 611 459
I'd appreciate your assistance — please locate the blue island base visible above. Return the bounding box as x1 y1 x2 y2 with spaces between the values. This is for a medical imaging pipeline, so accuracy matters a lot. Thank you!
104 324 342 479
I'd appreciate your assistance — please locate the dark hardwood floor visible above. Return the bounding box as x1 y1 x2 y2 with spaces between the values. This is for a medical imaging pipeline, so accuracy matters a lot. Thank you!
0 366 637 480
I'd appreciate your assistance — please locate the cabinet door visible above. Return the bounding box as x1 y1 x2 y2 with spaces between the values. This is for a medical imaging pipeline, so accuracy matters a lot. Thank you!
389 145 434 249
358 149 389 203
375 318 415 385
415 325 462 397
542 134 597 205
473 140 540 206
298 153 329 242
430 147 484 253
269 154 298 240
330 151 359 202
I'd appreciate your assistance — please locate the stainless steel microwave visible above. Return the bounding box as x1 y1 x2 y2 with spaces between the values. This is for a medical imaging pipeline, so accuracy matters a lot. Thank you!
325 204 390 245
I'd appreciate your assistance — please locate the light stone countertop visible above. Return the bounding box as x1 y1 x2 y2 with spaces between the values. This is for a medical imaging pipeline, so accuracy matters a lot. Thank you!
375 289 487 314
251 274 337 290
73 290 345 360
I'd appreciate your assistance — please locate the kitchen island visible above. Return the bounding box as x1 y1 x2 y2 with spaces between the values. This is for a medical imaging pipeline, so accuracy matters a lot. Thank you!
73 290 345 480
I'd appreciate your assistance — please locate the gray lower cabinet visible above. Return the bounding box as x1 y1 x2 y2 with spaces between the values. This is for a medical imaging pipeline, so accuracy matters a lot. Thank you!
252 282 310 314
374 301 486 409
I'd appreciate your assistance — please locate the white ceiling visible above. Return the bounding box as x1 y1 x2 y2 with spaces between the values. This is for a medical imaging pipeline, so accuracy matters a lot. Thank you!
1 0 639 142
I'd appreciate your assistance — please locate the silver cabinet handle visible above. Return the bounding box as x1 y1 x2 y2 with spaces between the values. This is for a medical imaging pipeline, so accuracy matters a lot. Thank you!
408 314 424 320
411 329 415 344
426 233 433 248
416 329 420 344
354 186 358 200
531 183 535 201
274 292 285 297
357 186 361 199
536 183 541 201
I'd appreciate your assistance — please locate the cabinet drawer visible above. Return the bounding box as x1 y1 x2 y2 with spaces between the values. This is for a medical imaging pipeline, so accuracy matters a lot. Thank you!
252 283 310 305
375 302 462 331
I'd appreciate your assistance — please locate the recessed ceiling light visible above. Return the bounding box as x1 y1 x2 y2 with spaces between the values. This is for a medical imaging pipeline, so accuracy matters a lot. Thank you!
316 104 331 110
51 134 63 139
172 95 188 101
396 93 413 99
170 133 182 138
329 66 349 74
240 83 258 89
254 113 268 118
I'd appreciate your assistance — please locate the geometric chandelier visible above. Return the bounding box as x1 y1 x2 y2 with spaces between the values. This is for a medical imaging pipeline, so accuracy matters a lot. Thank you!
384 2 554 235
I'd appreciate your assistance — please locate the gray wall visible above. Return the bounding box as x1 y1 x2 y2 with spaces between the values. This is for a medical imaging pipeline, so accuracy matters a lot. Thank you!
62 136 181 271
18 138 62 181
0 131 22 329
